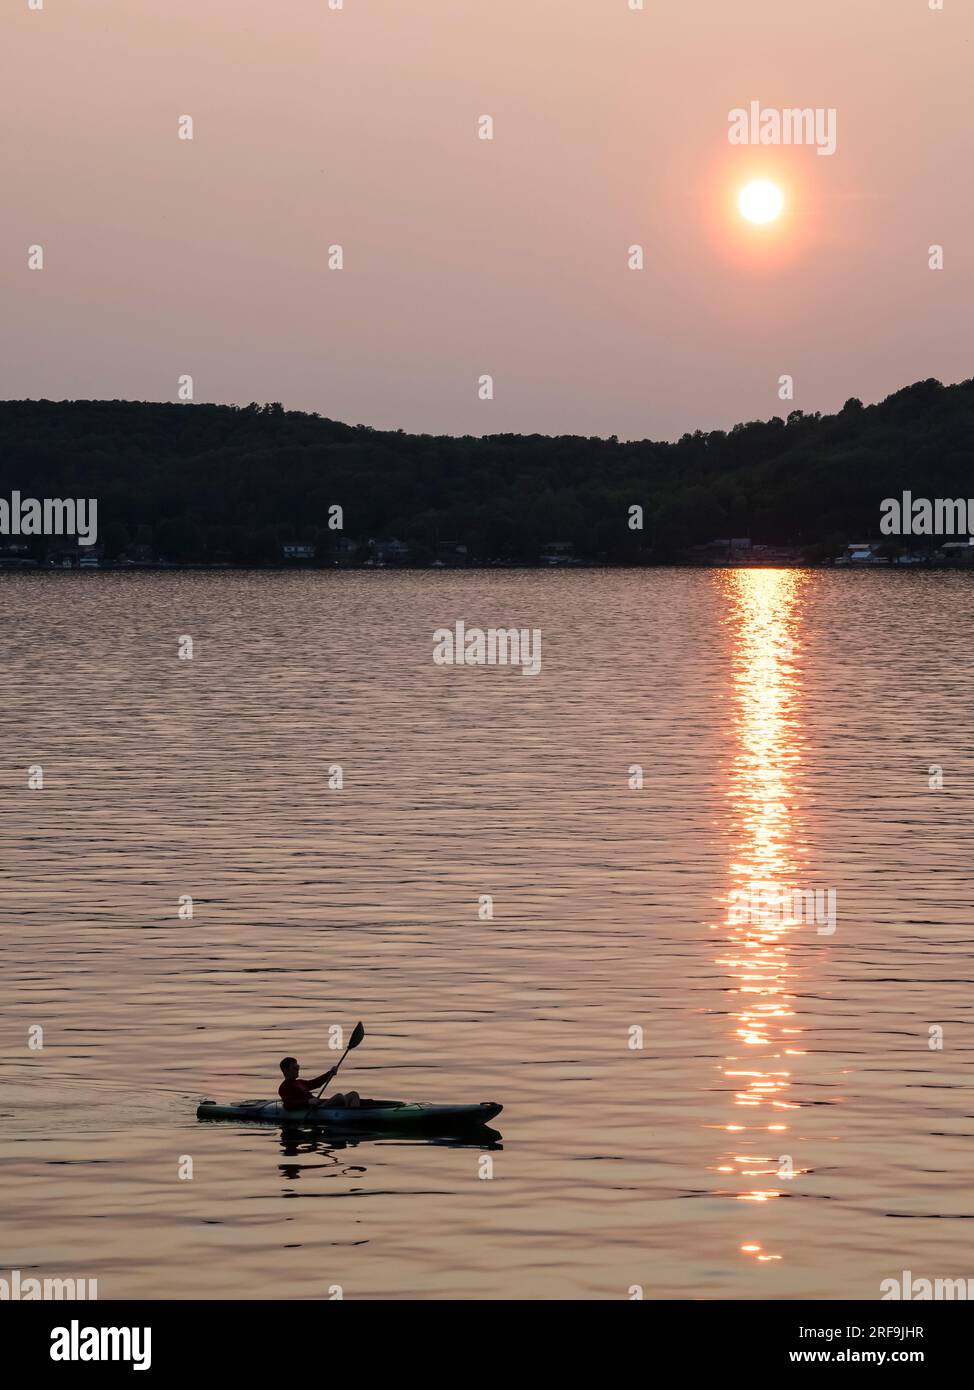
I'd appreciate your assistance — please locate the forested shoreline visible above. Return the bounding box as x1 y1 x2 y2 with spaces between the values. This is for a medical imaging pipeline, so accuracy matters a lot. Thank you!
0 378 971 566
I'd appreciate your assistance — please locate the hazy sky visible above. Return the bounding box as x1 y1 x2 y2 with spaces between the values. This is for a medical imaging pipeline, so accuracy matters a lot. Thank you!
3 0 971 440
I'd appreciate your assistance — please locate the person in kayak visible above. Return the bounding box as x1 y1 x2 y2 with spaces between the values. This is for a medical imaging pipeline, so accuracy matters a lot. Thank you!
278 1057 361 1111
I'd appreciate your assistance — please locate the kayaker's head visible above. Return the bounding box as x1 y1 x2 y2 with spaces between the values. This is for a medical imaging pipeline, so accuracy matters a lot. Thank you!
280 1056 300 1079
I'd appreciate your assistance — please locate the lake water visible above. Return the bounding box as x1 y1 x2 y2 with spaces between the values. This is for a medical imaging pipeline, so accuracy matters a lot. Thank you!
2 568 973 1300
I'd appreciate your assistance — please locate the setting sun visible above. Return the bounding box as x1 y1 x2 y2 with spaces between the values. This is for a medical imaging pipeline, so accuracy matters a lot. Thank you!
739 179 784 224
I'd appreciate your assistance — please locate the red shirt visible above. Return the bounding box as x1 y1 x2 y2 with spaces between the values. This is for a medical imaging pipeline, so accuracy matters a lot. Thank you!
279 1078 314 1110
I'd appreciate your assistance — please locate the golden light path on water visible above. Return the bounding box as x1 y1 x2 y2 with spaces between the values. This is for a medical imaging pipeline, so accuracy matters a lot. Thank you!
714 570 808 1264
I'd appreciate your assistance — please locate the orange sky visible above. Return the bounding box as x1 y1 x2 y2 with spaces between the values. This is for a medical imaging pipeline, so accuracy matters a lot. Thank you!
2 0 971 439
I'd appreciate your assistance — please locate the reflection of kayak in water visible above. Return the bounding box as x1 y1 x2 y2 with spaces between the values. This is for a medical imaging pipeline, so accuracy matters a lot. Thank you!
197 1098 503 1133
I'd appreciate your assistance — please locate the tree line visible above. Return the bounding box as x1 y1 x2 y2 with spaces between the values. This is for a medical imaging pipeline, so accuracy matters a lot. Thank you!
0 378 971 564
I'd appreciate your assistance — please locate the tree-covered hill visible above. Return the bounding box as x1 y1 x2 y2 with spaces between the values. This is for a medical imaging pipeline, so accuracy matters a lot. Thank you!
0 379 971 564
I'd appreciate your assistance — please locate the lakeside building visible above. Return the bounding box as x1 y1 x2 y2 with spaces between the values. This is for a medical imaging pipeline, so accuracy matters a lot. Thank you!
433 541 470 567
539 541 581 566
366 537 410 564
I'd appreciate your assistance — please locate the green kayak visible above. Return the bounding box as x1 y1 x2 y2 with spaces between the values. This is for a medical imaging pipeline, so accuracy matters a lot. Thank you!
196 1098 502 1132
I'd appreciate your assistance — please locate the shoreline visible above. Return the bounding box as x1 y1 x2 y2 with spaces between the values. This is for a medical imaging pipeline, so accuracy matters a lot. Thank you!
2 559 971 574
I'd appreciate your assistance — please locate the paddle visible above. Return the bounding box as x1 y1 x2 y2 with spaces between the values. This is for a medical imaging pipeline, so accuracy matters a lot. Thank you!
310 1020 365 1109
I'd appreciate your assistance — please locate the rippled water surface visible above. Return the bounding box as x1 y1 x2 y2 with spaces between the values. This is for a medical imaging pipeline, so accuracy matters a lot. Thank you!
2 568 973 1299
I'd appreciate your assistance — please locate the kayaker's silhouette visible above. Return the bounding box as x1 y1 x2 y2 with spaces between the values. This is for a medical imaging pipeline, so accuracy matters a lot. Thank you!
196 1024 501 1132
279 1057 361 1111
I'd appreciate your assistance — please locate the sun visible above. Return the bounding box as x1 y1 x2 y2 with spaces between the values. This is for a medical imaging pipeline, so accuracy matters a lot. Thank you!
738 180 784 224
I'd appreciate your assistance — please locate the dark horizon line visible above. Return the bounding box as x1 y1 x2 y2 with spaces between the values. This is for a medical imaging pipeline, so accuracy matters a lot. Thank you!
1 372 970 447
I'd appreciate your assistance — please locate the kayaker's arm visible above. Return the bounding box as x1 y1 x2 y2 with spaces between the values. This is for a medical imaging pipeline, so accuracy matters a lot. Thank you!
306 1068 337 1089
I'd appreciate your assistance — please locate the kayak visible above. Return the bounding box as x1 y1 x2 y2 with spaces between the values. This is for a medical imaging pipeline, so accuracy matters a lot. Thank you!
197 1099 502 1131
196 1098 502 1132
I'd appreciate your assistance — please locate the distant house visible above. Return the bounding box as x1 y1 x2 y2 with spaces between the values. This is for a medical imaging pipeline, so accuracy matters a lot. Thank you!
48 543 103 568
282 543 316 562
367 537 410 564
0 543 37 569
744 543 804 566
836 543 882 565
329 536 359 566
687 537 753 564
539 541 579 566
936 542 974 566
434 541 470 567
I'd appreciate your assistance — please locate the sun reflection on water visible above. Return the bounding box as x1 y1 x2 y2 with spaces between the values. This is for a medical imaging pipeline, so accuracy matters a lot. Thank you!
713 569 808 1260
